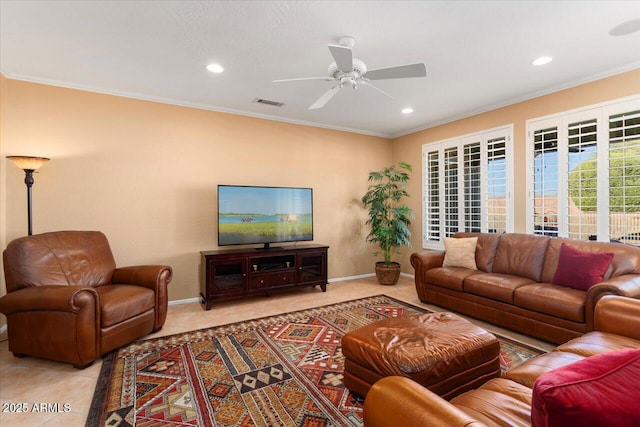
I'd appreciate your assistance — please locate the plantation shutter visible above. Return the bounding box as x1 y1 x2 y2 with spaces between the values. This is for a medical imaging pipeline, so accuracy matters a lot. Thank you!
424 150 440 243
527 96 640 243
444 146 459 237
464 142 482 232
422 125 513 249
567 118 598 240
609 109 640 244
532 125 559 237
486 136 509 233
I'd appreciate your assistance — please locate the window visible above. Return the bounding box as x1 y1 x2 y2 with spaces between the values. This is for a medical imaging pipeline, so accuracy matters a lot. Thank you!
526 96 640 243
422 126 514 248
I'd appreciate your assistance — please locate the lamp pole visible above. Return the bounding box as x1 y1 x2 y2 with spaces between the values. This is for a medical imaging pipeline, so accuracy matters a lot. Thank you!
24 169 36 235
7 156 50 236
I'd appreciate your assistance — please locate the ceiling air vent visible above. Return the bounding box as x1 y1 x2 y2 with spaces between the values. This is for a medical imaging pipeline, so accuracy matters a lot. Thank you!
253 98 285 107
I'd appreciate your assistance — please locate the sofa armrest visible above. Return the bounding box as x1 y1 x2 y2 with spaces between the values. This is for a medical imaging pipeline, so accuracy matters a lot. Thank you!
0 285 98 315
584 275 640 329
411 251 445 302
363 376 486 427
112 265 173 330
593 295 640 340
411 250 446 272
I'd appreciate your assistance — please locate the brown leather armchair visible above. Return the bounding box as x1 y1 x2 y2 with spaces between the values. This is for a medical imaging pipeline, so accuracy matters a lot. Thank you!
0 231 172 368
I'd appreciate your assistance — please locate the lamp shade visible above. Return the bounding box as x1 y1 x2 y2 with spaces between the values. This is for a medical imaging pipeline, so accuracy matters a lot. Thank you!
7 156 50 171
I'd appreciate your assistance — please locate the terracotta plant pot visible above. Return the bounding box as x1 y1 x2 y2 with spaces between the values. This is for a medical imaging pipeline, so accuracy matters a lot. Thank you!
375 261 401 285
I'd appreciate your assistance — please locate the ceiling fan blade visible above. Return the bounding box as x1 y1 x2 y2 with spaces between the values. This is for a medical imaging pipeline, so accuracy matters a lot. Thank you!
272 77 333 83
328 44 353 72
361 80 393 99
364 63 426 80
309 85 341 110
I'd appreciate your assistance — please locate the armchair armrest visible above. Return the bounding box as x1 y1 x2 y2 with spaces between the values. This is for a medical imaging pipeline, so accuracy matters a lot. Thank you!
0 286 100 367
364 376 486 427
584 275 640 330
112 265 173 330
593 295 640 340
0 285 98 315
112 265 173 290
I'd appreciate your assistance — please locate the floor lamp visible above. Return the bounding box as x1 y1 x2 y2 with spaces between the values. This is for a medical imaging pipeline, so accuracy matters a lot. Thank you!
7 156 50 236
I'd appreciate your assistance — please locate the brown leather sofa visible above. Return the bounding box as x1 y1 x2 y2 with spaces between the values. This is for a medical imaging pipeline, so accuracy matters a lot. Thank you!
0 231 172 368
363 295 640 426
412 232 640 344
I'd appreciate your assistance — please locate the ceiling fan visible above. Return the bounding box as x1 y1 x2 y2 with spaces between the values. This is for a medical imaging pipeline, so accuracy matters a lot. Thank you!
273 36 427 110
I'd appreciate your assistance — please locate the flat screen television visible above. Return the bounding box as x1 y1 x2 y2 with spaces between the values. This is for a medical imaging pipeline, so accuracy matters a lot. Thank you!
218 185 313 249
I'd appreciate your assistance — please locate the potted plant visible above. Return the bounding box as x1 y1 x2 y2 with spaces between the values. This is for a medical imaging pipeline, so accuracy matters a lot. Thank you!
361 161 414 285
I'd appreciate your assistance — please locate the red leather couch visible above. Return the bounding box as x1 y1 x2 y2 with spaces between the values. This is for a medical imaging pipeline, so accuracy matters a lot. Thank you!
411 232 640 344
363 295 640 426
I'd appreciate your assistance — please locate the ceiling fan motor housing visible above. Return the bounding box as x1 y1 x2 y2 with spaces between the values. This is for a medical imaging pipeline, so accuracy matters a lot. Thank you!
328 58 367 85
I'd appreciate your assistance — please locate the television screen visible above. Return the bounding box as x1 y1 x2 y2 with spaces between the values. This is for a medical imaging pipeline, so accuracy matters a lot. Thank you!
218 185 313 248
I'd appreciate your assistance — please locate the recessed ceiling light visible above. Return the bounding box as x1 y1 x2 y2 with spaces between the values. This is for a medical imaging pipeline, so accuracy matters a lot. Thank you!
206 63 224 73
532 56 553 66
402 107 414 114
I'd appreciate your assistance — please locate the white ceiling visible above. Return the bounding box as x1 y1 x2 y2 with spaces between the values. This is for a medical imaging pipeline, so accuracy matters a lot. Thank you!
2 1 640 138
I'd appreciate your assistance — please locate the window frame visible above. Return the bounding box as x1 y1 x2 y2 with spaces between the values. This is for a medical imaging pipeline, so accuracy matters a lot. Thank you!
421 124 514 249
525 95 640 241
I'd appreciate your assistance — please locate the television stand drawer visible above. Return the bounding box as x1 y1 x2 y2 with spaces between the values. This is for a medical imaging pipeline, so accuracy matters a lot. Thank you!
249 271 296 289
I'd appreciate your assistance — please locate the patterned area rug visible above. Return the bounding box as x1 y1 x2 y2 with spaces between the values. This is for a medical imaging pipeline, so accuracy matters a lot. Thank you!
86 295 543 426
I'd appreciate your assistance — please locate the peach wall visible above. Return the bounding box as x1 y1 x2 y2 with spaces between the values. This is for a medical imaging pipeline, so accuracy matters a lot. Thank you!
392 68 640 272
2 68 639 311
0 78 391 304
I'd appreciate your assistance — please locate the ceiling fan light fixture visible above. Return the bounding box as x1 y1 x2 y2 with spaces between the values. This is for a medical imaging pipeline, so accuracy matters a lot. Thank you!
206 63 224 73
532 56 553 66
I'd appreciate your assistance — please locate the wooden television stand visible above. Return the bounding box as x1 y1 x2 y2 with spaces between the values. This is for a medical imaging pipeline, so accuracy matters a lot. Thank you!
200 244 329 310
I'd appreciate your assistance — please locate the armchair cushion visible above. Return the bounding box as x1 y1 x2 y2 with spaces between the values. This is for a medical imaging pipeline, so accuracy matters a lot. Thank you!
531 348 640 427
95 285 155 327
3 230 116 291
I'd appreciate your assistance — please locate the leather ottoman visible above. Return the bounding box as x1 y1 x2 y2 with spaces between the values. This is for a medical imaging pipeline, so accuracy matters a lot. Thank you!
341 311 501 399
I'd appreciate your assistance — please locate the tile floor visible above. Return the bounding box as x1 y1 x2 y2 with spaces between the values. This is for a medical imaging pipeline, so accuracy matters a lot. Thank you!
0 276 555 426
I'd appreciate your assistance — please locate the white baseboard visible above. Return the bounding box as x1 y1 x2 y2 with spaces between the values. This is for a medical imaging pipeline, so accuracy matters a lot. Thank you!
328 273 375 283
169 297 201 306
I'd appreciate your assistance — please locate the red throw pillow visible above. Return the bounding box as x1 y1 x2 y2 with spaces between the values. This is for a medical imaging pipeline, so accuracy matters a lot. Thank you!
531 348 640 427
551 243 613 291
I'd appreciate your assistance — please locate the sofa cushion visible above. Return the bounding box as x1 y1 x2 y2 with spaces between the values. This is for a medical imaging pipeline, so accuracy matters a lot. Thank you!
451 378 532 426
514 283 586 323
443 237 478 269
551 243 613 291
555 331 640 357
531 348 640 427
464 273 534 303
504 351 585 388
541 237 640 283
453 232 502 272
425 267 484 291
492 233 550 282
